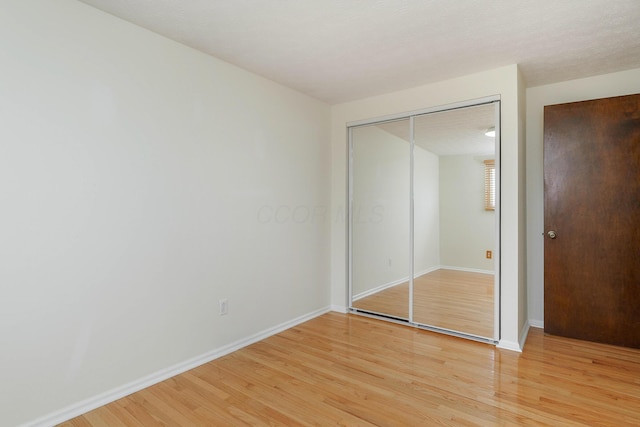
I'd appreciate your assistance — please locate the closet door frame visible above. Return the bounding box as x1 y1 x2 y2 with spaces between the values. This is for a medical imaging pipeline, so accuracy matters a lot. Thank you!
347 95 501 344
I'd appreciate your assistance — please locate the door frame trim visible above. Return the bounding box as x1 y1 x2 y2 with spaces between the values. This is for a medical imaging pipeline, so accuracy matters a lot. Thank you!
347 95 501 128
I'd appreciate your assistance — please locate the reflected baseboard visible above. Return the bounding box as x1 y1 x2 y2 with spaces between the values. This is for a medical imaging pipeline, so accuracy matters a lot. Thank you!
440 265 494 275
352 276 408 301
353 265 493 301
353 266 441 301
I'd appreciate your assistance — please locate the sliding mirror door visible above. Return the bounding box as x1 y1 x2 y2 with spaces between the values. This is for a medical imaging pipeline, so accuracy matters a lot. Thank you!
349 99 499 342
350 119 410 320
412 103 498 340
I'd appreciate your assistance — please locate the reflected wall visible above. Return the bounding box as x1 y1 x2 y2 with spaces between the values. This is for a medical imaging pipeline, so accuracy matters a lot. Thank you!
351 121 410 319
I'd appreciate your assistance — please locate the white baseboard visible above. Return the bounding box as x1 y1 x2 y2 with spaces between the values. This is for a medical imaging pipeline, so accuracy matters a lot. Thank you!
330 305 348 314
23 306 332 427
496 320 530 353
497 338 522 352
529 319 544 329
519 320 531 350
439 265 494 275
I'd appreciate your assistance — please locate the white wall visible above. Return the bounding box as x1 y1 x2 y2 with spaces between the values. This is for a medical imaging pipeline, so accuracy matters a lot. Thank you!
439 155 494 271
526 68 640 327
331 65 526 351
0 1 330 426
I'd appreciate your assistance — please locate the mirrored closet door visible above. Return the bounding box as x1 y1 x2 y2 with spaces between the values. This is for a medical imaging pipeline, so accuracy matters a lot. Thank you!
349 99 500 342
350 118 411 320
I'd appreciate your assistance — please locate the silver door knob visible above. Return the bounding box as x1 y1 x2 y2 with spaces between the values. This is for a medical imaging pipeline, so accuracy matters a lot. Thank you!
547 230 557 239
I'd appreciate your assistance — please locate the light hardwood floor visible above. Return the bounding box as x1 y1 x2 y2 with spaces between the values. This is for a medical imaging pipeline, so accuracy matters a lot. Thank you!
61 312 640 426
353 269 494 338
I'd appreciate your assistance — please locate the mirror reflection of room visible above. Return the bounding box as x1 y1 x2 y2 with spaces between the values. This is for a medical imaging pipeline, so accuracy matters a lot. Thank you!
350 103 497 340
351 118 411 320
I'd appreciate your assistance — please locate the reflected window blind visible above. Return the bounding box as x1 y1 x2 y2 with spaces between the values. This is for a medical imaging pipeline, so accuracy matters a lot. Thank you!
484 160 495 211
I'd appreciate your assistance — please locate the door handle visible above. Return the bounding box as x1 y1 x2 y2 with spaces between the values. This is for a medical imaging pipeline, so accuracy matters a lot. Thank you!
547 230 557 239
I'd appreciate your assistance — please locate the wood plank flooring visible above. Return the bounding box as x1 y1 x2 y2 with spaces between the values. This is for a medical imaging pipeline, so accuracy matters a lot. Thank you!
353 269 494 338
60 312 640 426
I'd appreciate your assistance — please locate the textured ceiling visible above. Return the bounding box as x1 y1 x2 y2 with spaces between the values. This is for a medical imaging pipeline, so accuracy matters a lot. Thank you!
77 0 640 104
375 103 496 156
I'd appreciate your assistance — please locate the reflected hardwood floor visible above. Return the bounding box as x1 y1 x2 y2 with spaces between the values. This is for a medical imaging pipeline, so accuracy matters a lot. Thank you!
353 269 494 338
61 312 640 426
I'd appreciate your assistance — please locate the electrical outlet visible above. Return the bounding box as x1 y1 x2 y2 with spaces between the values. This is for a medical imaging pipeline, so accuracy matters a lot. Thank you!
486 250 492 259
219 298 229 316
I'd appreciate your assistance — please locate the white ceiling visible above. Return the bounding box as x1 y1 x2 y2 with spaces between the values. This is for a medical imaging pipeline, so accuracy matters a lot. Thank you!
77 0 640 104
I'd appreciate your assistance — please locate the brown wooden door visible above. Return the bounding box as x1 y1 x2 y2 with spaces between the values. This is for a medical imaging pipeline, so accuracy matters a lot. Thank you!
544 93 640 348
